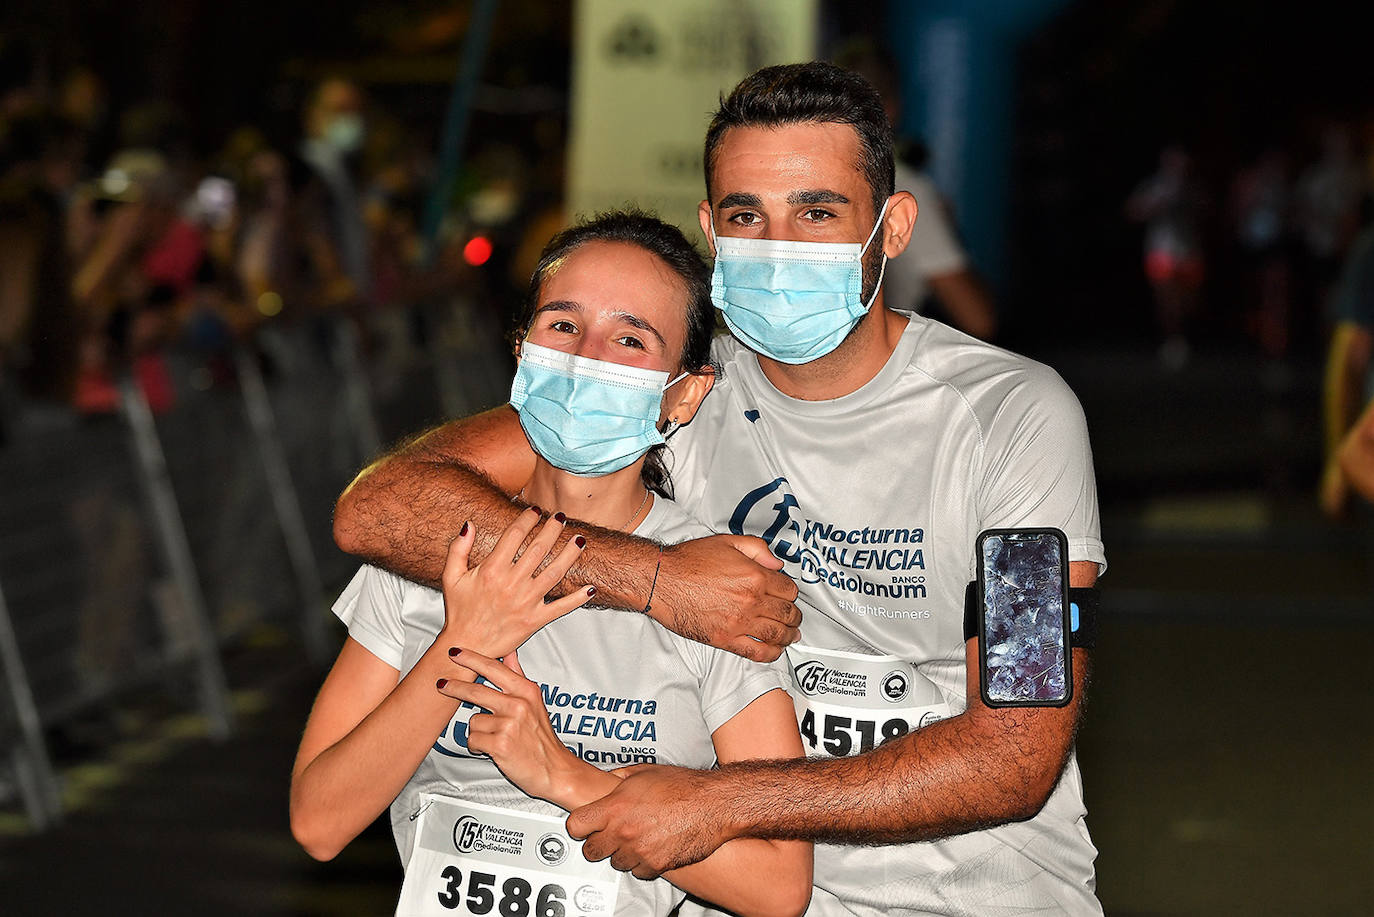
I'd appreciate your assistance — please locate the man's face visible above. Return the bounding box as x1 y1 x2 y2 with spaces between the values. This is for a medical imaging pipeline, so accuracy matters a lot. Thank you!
702 122 886 301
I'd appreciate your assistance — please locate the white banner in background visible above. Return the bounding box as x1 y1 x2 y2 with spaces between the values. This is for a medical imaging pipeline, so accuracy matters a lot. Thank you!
568 0 818 234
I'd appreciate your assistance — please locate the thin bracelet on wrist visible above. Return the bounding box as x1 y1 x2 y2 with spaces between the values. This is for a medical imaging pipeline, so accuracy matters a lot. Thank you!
643 545 664 614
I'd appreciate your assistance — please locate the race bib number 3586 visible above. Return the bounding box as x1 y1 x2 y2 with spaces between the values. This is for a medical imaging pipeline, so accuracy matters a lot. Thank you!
786 644 952 758
396 796 620 917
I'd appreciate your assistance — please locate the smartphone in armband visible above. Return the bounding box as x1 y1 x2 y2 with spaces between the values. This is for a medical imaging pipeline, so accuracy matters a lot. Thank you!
976 528 1072 708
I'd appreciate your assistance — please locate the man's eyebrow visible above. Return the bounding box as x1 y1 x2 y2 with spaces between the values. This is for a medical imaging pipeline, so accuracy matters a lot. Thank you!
788 189 850 206
717 191 762 210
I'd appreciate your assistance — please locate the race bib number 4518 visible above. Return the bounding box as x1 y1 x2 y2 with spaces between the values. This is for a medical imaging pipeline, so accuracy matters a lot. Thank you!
786 645 951 758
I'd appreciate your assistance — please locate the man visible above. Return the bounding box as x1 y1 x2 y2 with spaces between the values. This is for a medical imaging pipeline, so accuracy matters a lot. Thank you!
334 63 1104 914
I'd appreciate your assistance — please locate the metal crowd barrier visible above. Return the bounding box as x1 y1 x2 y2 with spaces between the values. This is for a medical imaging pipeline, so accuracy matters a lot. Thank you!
0 297 514 831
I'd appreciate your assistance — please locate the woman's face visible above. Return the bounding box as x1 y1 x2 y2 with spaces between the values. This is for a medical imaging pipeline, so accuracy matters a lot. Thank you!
524 240 691 376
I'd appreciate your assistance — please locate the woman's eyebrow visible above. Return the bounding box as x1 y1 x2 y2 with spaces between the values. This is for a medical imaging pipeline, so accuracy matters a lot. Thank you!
534 300 581 315
536 301 667 348
611 311 667 348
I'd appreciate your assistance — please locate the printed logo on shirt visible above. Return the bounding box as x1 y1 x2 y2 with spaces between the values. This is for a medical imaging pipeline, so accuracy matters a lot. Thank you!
540 683 660 766
432 680 662 764
728 477 934 616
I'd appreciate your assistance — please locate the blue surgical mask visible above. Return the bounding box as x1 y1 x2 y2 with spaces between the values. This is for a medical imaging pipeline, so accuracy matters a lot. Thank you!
509 341 687 476
710 199 889 364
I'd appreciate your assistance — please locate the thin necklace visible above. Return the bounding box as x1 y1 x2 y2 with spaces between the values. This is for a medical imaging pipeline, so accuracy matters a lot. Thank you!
619 487 651 532
514 485 651 532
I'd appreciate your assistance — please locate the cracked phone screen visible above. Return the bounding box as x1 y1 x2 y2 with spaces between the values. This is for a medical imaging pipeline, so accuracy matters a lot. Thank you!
981 532 1068 704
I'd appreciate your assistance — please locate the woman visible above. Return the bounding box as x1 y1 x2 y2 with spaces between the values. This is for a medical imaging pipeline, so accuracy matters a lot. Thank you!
290 211 811 917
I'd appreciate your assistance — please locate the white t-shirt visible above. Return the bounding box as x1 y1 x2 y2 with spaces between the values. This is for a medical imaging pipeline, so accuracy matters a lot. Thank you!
884 163 969 313
334 496 792 917
669 316 1106 916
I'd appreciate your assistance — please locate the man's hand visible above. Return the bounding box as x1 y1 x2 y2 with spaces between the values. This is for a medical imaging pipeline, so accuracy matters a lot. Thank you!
566 764 731 878
651 535 801 662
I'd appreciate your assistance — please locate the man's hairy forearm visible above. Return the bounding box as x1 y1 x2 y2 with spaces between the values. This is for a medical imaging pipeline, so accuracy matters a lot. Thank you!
334 453 661 609
710 653 1089 846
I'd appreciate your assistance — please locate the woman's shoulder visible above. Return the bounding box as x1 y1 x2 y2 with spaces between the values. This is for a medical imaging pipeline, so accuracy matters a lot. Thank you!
635 494 715 544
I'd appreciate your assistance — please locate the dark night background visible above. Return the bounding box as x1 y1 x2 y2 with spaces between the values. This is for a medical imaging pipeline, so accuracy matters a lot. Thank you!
1 1 1371 914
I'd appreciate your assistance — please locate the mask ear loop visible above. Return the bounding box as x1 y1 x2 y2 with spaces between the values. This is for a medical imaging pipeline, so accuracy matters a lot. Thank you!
659 370 691 436
860 197 892 255
859 196 892 309
662 371 690 391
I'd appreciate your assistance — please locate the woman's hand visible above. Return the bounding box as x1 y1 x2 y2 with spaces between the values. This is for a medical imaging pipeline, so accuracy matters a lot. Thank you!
441 509 595 658
437 650 593 804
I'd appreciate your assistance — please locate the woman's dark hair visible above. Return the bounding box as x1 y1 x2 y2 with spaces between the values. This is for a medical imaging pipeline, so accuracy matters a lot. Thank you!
517 208 716 499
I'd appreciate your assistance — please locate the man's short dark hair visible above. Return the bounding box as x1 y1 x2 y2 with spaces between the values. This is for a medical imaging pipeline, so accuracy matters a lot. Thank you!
703 62 895 218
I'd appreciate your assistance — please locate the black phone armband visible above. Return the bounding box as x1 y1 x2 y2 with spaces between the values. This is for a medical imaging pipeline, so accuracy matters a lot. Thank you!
964 582 1099 649
1067 587 1098 649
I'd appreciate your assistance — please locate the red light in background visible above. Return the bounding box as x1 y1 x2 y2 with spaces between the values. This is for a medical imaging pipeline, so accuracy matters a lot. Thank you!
463 236 493 266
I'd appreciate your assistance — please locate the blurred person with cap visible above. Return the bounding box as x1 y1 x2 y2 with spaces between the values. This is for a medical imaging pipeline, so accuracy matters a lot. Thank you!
333 61 1104 916
69 138 201 414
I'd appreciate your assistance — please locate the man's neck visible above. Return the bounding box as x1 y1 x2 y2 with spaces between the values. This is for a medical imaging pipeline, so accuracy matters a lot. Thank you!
755 306 910 401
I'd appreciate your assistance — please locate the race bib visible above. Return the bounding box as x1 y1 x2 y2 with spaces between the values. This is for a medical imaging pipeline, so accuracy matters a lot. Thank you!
396 795 621 917
785 644 952 758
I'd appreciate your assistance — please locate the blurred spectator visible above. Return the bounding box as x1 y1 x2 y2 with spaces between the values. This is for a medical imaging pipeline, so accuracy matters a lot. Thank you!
1127 144 1208 370
298 77 372 311
833 39 997 339
68 144 197 414
0 111 86 423
1320 222 1374 517
1295 124 1367 309
1230 147 1294 360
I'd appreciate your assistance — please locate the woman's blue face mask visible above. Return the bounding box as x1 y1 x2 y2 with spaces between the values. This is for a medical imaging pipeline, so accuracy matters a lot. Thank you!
709 199 889 364
509 341 688 477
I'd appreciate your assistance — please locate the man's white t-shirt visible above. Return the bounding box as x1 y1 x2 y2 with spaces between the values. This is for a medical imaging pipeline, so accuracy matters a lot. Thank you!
884 163 969 313
334 496 792 916
669 315 1106 916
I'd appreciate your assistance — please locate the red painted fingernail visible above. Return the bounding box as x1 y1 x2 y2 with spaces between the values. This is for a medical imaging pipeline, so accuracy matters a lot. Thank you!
587 586 596 597
436 678 448 689
448 647 461 657
530 505 542 515
574 535 586 548
459 522 469 537
554 512 567 523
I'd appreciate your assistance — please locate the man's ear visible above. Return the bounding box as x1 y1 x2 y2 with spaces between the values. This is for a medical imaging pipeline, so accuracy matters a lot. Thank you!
882 191 918 260
698 200 716 256
664 365 715 427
